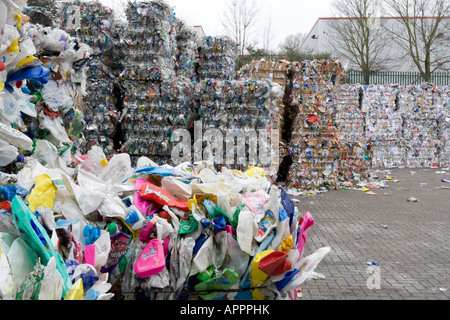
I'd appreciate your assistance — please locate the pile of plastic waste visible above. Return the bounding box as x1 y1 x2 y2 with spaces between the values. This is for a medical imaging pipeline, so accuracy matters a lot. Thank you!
1 150 330 300
0 0 91 172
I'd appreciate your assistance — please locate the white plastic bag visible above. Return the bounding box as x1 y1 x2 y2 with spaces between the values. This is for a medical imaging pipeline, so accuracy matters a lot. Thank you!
193 234 213 273
32 140 74 176
254 186 279 243
41 80 74 113
98 195 127 219
39 257 64 300
35 206 56 232
0 140 18 167
283 247 331 292
93 230 111 269
0 243 14 298
0 1 7 31
0 232 15 298
198 168 219 183
77 168 108 194
222 232 249 278
62 174 102 216
236 205 256 255
136 156 158 168
270 209 291 251
38 111 71 144
176 237 195 290
0 90 21 123
99 153 132 185
148 268 170 289
7 238 38 292
213 231 227 269
0 25 20 67
243 190 270 216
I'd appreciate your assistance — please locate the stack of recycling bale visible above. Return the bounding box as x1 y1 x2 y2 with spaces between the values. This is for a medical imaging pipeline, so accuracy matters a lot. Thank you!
120 1 194 165
174 19 198 80
334 84 372 183
192 79 282 173
400 84 444 168
196 36 237 81
1 0 332 302
238 60 291 161
191 34 284 174
363 84 405 168
59 0 125 157
122 1 177 82
285 60 347 190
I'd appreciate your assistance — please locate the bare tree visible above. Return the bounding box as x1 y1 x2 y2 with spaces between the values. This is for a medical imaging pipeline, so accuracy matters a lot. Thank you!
327 0 390 84
382 0 450 82
221 0 261 55
278 33 307 61
262 7 274 53
279 33 307 53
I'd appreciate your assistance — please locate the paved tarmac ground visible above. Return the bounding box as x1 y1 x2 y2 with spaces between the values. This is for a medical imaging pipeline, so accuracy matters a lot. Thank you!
295 167 450 300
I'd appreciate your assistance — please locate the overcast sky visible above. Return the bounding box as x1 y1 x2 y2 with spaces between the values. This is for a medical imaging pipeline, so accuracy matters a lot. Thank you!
101 0 335 50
